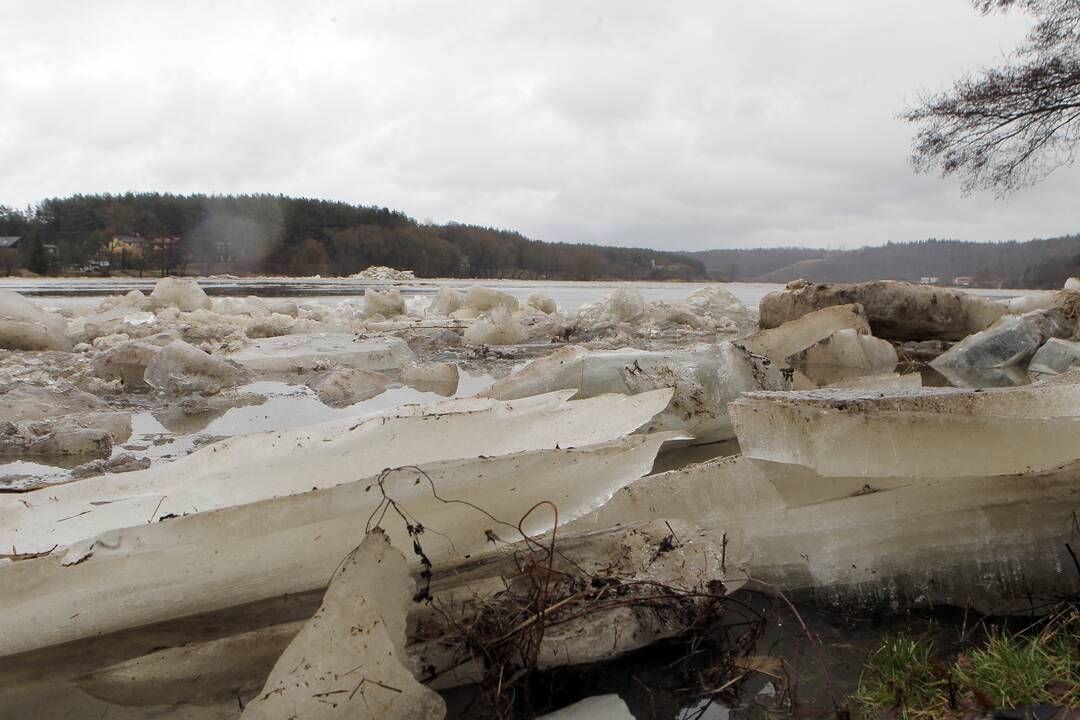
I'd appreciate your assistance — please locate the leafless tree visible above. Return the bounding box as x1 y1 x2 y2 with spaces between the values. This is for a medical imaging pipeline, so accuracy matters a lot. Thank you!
904 0 1080 194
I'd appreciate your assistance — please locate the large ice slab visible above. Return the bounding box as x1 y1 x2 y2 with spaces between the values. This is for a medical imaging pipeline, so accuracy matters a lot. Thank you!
759 280 1005 341
0 433 671 656
729 380 1080 478
480 342 788 443
0 389 673 557
227 332 416 373
21 519 722 711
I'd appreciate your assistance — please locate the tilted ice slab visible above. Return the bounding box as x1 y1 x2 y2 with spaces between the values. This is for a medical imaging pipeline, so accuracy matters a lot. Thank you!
226 332 416 374
1029 337 1080 376
241 530 446 720
740 303 871 362
480 342 788 444
930 308 1074 372
0 388 673 557
729 380 1080 478
0 433 672 657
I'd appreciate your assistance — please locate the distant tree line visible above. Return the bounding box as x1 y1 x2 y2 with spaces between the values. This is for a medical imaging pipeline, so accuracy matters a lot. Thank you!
0 193 706 281
689 234 1080 289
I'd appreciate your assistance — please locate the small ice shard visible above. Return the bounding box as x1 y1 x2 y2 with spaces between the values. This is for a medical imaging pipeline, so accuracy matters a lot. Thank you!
1028 337 1080 376
307 368 399 407
228 333 417 374
527 291 558 314
481 342 788 444
242 530 446 720
428 287 464 316
466 285 519 312
401 362 459 395
759 279 1005 341
741 303 871 362
148 277 212 312
729 379 1080 478
364 288 406 318
538 695 634 720
145 340 250 396
91 340 160 386
930 308 1074 372
463 306 528 345
0 433 672 655
0 289 71 351
0 389 673 558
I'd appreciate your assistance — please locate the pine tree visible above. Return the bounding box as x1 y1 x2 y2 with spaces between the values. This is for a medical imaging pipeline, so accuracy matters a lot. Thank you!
29 237 50 275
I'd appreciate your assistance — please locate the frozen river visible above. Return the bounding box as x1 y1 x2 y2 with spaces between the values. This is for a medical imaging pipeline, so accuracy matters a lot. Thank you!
0 276 1041 313
0 276 1047 488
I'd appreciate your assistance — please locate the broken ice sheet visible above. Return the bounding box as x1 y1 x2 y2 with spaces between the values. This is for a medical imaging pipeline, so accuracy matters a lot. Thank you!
0 388 673 557
0 432 673 656
50 521 724 711
567 453 1080 612
729 379 1080 478
226 332 417 374
480 342 788 444
241 529 446 720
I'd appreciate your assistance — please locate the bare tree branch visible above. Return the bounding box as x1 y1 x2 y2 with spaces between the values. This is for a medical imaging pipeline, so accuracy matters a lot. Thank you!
904 0 1080 194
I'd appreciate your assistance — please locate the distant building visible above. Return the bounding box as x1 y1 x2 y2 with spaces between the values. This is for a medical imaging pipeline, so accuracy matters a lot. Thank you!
919 276 941 285
953 276 976 287
0 236 21 275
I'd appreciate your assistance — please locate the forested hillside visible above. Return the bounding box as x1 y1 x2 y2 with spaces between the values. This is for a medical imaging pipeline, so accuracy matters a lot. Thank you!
689 235 1080 289
0 193 706 281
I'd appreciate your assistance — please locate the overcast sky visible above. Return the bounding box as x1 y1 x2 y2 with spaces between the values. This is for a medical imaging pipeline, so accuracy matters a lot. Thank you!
1 1 1077 251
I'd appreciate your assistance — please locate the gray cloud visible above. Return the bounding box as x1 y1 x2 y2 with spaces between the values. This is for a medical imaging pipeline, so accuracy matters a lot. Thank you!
1 0 1077 251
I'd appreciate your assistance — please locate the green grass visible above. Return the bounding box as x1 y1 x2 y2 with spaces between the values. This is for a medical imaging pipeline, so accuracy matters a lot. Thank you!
856 609 1080 719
